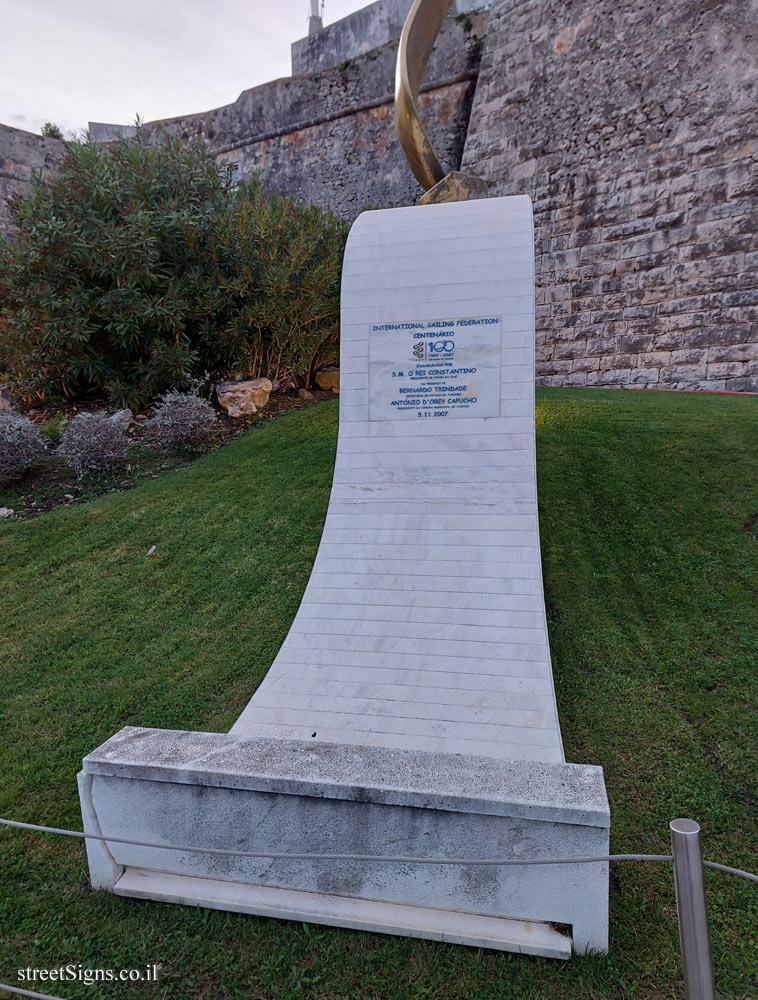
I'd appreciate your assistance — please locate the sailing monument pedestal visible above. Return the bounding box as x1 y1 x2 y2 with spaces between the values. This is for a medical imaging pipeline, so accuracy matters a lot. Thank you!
79 196 610 958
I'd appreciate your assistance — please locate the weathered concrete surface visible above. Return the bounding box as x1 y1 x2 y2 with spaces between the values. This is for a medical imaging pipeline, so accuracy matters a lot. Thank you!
82 726 609 826
0 123 67 236
87 123 137 142
293 0 414 75
462 0 758 393
115 868 573 957
79 727 609 954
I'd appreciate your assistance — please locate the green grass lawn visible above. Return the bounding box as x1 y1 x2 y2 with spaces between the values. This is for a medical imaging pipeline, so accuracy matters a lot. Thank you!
1 389 756 1000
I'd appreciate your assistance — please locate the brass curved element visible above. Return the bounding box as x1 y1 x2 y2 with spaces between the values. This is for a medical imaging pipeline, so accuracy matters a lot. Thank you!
395 0 453 191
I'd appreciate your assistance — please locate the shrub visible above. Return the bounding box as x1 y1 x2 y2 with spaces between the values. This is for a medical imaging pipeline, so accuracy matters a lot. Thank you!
201 176 348 387
146 390 216 452
0 133 348 408
57 413 129 479
0 129 231 410
41 122 64 139
0 411 46 484
41 412 68 445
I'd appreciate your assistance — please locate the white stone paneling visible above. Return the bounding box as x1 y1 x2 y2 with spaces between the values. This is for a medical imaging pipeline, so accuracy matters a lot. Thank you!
232 197 563 765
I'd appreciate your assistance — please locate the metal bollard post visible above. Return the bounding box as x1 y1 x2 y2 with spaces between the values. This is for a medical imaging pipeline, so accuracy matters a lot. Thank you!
670 818 715 1000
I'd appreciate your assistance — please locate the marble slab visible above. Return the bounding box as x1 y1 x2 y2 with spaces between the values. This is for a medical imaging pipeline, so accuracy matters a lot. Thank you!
79 728 609 954
232 196 563 765
79 196 610 957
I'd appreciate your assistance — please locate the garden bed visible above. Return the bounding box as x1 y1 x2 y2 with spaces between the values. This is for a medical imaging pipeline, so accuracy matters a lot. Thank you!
0 390 335 519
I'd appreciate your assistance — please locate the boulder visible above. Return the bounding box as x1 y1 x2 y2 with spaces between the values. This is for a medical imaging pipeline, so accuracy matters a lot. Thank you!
110 408 134 429
315 368 339 392
298 388 314 401
216 378 273 418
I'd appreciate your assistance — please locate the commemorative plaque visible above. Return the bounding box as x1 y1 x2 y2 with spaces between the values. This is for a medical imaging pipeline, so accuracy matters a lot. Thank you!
368 315 502 421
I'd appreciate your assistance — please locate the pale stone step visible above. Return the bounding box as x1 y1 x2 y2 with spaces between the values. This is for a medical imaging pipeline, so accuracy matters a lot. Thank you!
115 867 572 959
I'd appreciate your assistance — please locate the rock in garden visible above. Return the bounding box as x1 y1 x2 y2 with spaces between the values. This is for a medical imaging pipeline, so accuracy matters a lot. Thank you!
0 508 14 518
216 378 273 418
110 408 134 429
298 388 314 401
315 368 339 392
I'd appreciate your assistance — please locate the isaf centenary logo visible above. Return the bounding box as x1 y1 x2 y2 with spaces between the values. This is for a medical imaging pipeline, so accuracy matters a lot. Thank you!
428 339 455 354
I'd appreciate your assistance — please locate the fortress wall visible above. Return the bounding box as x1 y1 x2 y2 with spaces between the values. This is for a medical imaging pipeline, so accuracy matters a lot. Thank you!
292 0 414 75
2 0 757 392
463 0 758 392
0 124 67 237
0 11 486 234
140 9 488 219
291 0 488 75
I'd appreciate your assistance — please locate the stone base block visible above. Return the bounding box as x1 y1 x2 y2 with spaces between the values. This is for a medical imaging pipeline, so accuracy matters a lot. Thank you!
78 727 610 958
115 869 572 958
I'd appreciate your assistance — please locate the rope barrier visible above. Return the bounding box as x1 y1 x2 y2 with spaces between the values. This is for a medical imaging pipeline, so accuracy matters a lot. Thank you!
1 814 755 1000
0 817 656 867
0 986 69 1000
702 860 758 883
1 817 756 879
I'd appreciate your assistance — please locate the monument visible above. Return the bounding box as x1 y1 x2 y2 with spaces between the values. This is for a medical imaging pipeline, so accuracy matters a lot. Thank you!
77 0 610 958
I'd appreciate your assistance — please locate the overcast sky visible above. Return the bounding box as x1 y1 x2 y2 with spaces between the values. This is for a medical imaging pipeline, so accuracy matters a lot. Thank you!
1 0 368 137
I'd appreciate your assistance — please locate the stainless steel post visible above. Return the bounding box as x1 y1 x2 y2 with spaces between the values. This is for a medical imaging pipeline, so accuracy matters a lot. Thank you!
670 818 715 1000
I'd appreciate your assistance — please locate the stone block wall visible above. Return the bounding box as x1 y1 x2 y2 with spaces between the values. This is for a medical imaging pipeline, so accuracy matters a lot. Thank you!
462 0 758 392
0 124 67 237
292 0 488 75
2 0 756 392
140 9 488 220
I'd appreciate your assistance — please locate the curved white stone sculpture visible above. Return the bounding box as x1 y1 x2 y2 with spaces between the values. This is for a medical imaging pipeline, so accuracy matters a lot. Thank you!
232 196 563 765
79 197 609 959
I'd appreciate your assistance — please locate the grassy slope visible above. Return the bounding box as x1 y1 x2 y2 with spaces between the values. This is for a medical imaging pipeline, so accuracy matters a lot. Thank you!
0 389 756 1000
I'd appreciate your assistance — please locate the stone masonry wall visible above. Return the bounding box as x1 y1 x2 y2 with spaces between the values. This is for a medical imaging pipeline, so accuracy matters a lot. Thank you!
2 0 757 392
0 11 486 233
462 0 758 392
292 0 488 75
141 9 488 219
0 124 67 237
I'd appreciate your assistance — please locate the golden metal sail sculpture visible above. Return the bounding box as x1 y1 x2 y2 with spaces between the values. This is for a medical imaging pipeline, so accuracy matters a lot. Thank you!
395 0 487 203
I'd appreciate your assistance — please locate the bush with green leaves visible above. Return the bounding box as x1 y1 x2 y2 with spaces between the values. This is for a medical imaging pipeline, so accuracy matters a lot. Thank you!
0 411 46 484
146 390 217 452
57 413 129 479
40 412 68 445
0 130 230 410
41 122 64 139
201 176 348 387
0 131 348 410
